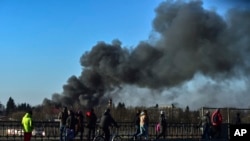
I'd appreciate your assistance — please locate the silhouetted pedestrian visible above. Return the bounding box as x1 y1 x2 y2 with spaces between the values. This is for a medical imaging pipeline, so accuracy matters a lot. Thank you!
234 112 241 125
66 110 77 141
156 110 167 140
99 108 119 141
198 110 212 140
58 106 68 141
75 110 84 141
132 109 141 140
86 108 97 141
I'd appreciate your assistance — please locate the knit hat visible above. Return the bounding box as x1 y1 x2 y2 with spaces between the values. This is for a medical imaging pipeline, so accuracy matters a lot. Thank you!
160 110 164 115
140 111 145 116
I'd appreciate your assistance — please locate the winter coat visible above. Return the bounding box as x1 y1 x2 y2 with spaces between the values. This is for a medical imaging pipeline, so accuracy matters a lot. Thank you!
99 112 118 129
58 110 68 126
211 110 222 126
86 112 97 129
21 113 33 133
159 114 167 128
76 114 84 131
134 113 140 126
199 114 211 128
66 114 77 130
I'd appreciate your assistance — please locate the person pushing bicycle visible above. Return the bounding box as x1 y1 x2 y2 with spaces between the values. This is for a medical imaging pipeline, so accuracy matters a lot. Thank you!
99 108 119 141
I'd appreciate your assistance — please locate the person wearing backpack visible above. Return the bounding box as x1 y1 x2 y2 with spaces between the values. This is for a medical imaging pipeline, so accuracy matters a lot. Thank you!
155 110 167 140
211 108 222 139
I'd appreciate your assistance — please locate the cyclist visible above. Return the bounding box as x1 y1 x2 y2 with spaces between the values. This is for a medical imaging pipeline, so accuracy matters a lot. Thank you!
99 108 119 141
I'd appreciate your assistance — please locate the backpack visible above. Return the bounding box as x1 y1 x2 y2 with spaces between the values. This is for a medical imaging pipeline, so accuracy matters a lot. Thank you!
213 113 219 123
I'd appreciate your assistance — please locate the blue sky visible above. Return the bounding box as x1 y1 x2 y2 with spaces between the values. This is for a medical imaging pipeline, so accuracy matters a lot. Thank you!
0 0 163 106
0 0 248 107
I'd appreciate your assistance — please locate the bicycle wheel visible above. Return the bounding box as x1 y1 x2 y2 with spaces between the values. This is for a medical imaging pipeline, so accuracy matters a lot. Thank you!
112 135 122 141
93 135 105 141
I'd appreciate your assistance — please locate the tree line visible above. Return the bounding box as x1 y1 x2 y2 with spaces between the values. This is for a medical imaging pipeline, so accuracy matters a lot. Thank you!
2 97 249 124
0 97 201 124
0 97 32 115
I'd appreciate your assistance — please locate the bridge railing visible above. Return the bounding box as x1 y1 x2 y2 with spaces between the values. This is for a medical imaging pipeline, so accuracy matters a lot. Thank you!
0 120 229 140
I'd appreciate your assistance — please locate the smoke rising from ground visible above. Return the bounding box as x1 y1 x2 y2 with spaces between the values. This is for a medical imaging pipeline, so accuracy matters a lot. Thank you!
44 0 250 110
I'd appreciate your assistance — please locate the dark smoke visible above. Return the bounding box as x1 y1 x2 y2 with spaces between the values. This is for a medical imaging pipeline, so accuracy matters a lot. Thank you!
44 0 250 109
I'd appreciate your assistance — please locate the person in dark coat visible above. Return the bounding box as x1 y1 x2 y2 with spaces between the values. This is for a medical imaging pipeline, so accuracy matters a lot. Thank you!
75 110 84 141
86 108 97 141
66 110 77 141
156 110 167 140
99 108 119 141
58 106 68 141
132 110 141 139
234 112 241 125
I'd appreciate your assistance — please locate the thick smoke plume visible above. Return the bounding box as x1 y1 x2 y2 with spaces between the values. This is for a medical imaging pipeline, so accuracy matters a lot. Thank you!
44 0 250 110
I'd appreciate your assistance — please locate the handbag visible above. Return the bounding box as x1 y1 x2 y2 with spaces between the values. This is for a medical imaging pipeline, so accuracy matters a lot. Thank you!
155 123 161 132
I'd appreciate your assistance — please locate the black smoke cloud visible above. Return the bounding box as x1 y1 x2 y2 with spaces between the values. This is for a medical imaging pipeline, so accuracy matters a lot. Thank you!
44 0 250 109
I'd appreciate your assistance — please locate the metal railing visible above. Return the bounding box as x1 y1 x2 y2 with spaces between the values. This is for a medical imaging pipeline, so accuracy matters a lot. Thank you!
0 121 230 141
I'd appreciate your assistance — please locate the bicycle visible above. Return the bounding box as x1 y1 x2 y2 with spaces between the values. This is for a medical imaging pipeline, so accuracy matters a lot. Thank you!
93 126 122 141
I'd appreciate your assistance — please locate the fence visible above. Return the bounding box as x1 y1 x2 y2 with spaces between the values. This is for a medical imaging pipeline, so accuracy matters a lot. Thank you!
0 120 234 141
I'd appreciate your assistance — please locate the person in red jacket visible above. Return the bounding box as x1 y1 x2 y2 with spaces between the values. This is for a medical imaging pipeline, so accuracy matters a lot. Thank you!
211 108 222 139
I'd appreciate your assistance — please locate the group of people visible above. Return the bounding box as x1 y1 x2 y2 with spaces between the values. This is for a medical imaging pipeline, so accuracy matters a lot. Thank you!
58 107 120 141
21 107 242 141
198 108 242 140
20 106 119 141
58 106 97 141
198 108 223 140
132 109 167 141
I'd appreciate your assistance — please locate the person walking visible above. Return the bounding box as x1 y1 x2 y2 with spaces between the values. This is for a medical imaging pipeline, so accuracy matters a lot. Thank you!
21 110 33 141
66 110 77 141
137 110 149 140
211 108 222 139
99 108 119 141
75 110 84 141
156 110 167 140
86 108 97 141
234 112 241 125
58 106 69 141
132 109 141 140
198 110 212 140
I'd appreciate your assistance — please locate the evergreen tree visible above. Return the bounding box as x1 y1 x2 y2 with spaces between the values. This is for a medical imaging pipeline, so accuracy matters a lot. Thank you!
0 102 5 115
17 103 32 111
6 97 16 115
